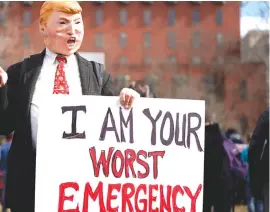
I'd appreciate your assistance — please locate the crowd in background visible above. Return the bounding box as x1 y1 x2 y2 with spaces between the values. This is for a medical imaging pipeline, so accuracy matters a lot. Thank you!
0 80 268 212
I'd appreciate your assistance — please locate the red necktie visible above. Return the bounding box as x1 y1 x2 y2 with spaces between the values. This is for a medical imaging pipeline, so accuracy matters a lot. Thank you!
53 55 69 95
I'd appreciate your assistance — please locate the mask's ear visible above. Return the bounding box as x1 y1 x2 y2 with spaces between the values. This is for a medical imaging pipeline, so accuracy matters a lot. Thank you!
39 24 47 37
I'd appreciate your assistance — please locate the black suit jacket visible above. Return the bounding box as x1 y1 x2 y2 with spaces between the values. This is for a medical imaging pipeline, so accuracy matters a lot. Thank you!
203 123 234 212
0 49 114 210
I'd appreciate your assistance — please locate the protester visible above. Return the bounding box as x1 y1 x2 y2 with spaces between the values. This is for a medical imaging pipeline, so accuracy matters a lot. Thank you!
129 80 156 98
241 145 264 212
223 129 248 207
248 108 269 212
0 133 13 212
0 2 139 211
226 128 245 144
203 115 234 212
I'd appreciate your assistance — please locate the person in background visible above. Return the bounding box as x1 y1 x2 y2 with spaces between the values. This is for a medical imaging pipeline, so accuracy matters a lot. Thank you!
203 114 234 212
224 128 247 206
129 80 156 98
241 144 264 212
226 128 245 144
248 108 269 212
0 133 13 212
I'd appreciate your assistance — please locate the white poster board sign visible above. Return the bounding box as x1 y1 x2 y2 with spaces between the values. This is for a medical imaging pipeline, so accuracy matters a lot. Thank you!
35 96 205 212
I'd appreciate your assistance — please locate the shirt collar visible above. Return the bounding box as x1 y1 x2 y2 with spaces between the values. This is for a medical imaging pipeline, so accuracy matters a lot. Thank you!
45 48 76 65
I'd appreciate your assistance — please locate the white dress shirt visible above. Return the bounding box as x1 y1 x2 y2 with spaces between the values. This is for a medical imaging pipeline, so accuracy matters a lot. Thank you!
31 48 82 149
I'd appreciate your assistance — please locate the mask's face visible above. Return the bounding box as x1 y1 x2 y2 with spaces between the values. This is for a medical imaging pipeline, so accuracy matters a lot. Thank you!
41 11 84 56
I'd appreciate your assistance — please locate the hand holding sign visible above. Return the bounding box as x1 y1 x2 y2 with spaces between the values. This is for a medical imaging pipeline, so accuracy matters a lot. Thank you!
120 88 140 109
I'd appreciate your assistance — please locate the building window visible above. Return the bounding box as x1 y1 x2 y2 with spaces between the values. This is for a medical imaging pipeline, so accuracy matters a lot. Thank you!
22 1 33 6
0 11 6 26
96 9 103 25
93 1 105 5
144 32 151 48
168 55 177 64
120 55 127 65
192 56 200 64
213 1 225 5
119 1 130 5
23 10 31 26
120 9 127 25
168 32 176 49
168 9 175 26
192 31 200 48
144 55 151 64
144 9 151 25
239 115 248 135
216 32 223 48
95 32 103 48
191 1 202 4
119 32 127 48
23 32 30 48
203 75 215 93
0 12 6 26
239 80 248 99
142 1 153 5
0 2 11 7
216 9 223 26
192 8 200 24
166 1 179 5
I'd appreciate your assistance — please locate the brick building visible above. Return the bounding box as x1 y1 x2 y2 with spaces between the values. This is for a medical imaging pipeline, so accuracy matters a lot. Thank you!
0 1 239 70
0 1 267 136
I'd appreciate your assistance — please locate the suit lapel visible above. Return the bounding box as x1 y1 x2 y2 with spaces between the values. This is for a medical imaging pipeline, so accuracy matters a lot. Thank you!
75 52 90 95
23 51 95 115
75 53 103 95
22 49 45 116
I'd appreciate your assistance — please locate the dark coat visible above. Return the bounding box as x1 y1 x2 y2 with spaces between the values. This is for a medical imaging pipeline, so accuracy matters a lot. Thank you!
203 123 234 212
0 49 114 211
248 108 269 199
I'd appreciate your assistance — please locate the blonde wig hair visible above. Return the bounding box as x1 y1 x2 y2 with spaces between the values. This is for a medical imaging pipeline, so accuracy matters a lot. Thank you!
39 1 82 26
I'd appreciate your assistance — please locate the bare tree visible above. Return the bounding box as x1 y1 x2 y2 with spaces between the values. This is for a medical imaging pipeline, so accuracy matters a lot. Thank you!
241 1 269 99
133 28 267 135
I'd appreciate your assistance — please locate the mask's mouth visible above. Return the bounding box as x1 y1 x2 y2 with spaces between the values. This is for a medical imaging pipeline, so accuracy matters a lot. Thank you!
67 37 76 44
